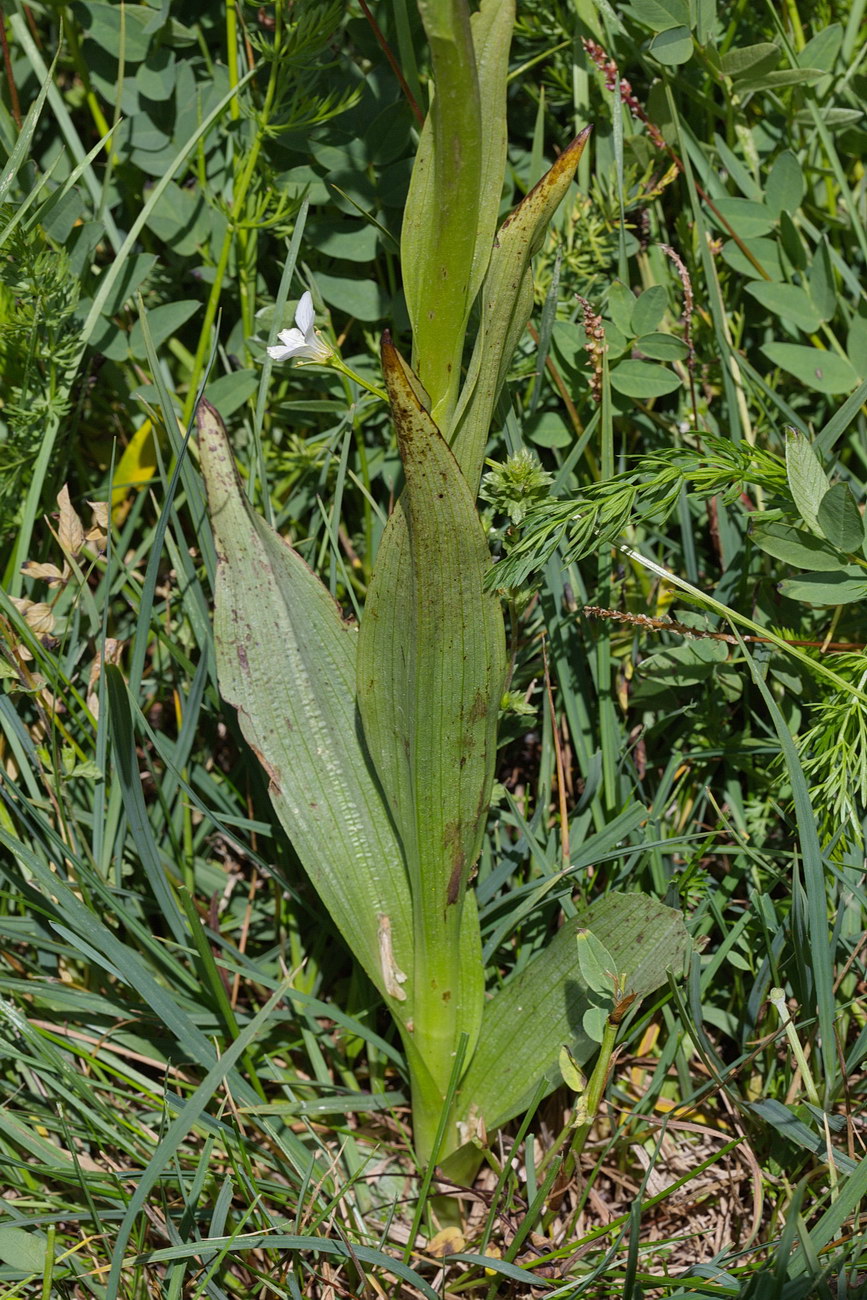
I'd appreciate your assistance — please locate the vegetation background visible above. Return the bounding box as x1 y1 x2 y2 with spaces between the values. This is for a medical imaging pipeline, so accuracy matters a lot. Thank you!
0 0 866 1296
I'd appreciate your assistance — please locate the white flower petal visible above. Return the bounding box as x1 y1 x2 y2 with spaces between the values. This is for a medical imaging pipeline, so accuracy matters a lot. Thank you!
267 343 296 361
295 291 315 335
266 293 333 365
267 327 307 359
278 327 306 349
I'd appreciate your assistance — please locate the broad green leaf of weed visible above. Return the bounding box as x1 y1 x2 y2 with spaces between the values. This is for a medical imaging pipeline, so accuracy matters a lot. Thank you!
808 238 837 322
778 569 867 605
629 0 690 32
766 150 805 217
650 26 693 65
718 41 779 79
631 285 667 335
786 429 830 533
196 400 414 1021
610 359 681 398
128 299 201 359
635 332 689 361
737 66 826 93
576 927 618 995
816 482 865 552
607 281 636 336
721 235 783 280
711 197 775 239
750 522 844 571
846 315 867 375
745 283 822 334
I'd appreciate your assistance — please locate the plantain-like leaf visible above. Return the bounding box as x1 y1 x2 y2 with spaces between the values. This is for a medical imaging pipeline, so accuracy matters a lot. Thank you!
456 892 691 1133
402 0 514 432
451 127 592 497
356 338 506 1090
465 0 515 311
197 400 414 1020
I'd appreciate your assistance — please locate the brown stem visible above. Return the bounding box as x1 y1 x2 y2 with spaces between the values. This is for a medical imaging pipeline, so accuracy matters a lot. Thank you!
584 605 866 653
0 6 21 129
357 0 424 127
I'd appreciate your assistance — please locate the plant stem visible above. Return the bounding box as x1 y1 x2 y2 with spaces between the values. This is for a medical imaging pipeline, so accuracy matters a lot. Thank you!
182 20 283 420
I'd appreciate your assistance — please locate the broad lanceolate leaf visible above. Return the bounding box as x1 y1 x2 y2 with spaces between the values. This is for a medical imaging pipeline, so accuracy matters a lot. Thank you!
610 359 682 399
745 282 822 334
455 892 690 1134
402 0 514 432
196 401 414 1021
765 150 805 217
765 343 858 394
357 339 506 1095
629 0 690 31
0 1227 48 1275
750 521 844 571
650 25 693 65
467 0 515 302
779 568 867 606
786 428 829 534
451 127 592 497
816 482 865 552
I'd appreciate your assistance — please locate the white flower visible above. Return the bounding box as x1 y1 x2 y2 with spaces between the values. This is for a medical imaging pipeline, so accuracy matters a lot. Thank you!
267 291 333 363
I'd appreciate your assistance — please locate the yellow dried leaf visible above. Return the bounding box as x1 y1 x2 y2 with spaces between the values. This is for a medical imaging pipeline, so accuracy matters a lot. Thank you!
85 500 109 550
88 500 109 530
483 1245 502 1276
87 639 124 719
428 1227 465 1258
11 597 55 636
25 603 56 636
20 560 67 588
57 484 85 556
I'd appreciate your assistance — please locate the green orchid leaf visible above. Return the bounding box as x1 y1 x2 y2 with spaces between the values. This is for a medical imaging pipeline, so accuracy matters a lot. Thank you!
0 1227 48 1275
357 337 506 1097
451 127 592 496
455 892 690 1133
467 0 515 300
402 0 514 431
196 400 413 1019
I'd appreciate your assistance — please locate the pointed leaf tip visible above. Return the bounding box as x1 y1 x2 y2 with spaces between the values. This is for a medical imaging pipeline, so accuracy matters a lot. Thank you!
501 125 591 233
382 335 434 432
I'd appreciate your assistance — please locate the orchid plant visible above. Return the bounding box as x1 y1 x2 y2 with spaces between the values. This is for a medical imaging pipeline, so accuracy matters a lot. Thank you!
197 0 688 1179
